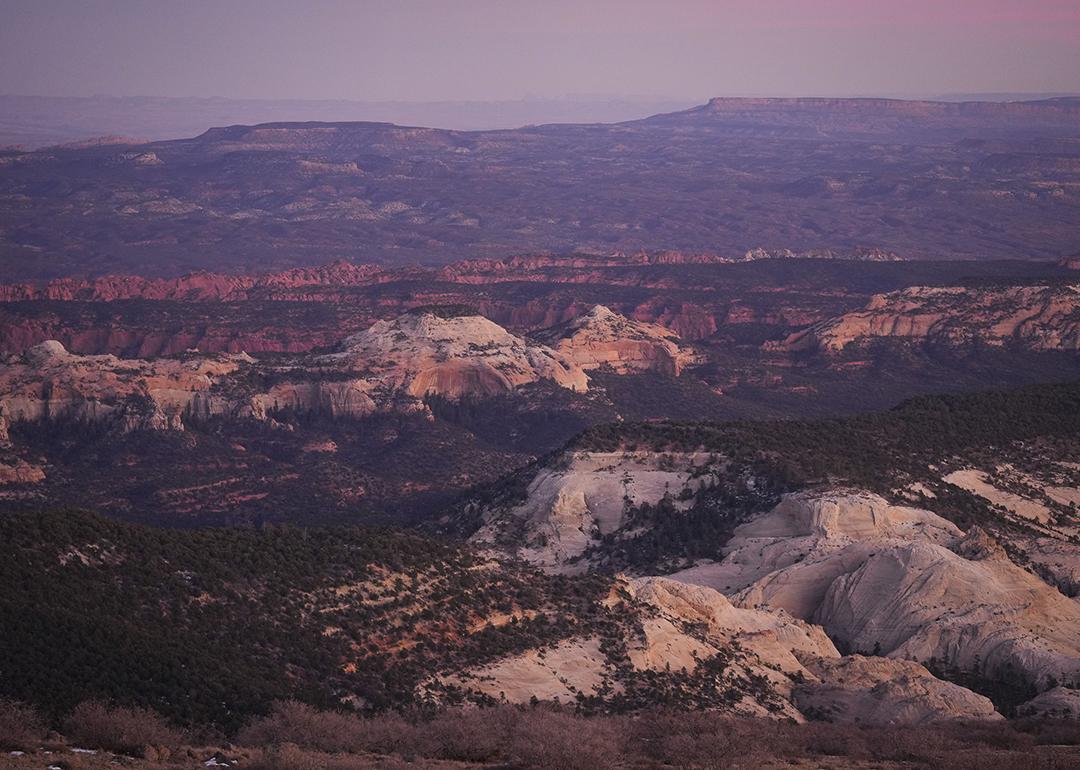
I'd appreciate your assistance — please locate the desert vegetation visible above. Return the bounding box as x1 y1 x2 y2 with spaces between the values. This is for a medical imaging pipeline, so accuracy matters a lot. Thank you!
2 698 1079 770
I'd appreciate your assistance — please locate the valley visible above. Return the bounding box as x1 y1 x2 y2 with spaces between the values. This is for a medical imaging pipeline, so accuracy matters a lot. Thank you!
0 98 1078 767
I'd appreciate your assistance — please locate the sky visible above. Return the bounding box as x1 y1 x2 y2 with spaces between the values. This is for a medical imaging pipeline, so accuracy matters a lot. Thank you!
2 0 1079 102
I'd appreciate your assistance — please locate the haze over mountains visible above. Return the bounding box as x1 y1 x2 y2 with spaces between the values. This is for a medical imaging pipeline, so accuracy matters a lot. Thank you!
0 94 700 149
2 96 1079 280
5 92 1075 150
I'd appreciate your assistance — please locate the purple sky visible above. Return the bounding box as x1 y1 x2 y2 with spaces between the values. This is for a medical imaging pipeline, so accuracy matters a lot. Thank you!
3 0 1079 101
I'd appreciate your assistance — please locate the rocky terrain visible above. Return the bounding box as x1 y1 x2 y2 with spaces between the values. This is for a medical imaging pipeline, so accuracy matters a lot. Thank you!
0 309 598 433
454 383 1080 716
0 304 706 524
1 256 1077 429
0 506 1005 729
672 491 1080 693
440 575 999 723
2 97 1079 280
1 96 1079 741
537 305 698 376
780 284 1080 354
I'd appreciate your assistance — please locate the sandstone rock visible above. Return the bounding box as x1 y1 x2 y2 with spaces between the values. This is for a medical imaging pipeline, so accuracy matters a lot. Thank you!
536 305 697 376
324 310 588 399
0 458 45 484
670 489 1080 692
794 655 1001 724
778 284 1080 353
0 311 593 434
438 575 1000 723
628 576 839 666
1019 686 1080 719
472 451 708 570
0 341 250 430
813 539 1080 689
670 490 960 615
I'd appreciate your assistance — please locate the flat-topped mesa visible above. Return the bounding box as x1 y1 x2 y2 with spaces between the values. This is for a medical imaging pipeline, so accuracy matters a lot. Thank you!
776 284 1080 354
323 309 589 399
536 304 697 376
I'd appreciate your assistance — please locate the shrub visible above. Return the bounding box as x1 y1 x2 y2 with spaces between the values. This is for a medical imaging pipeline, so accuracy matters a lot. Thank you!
414 706 520 762
237 701 368 754
63 700 184 757
0 699 46 750
506 708 622 770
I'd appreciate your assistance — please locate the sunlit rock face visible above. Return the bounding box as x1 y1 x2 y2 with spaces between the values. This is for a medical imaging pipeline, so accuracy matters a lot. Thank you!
323 310 589 398
670 490 1080 692
778 285 1080 354
435 575 1002 724
537 305 698 376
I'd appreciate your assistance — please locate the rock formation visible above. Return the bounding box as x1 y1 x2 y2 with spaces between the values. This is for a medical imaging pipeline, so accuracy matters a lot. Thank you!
535 305 697 376
471 451 707 570
0 311 590 433
324 309 588 399
669 490 1080 693
1019 686 1080 719
793 655 1001 724
778 285 1080 353
0 340 251 430
439 575 1001 723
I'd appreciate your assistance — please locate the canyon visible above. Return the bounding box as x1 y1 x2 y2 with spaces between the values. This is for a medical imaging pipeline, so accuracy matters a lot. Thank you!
1 94 1079 738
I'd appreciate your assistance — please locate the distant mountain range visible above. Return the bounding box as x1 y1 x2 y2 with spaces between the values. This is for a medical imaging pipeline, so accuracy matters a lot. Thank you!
2 96 1078 280
0 94 700 149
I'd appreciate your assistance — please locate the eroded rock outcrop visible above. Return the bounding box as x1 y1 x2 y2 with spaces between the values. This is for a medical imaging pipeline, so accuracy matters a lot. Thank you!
471 451 708 571
670 490 1080 693
323 309 588 398
0 340 251 430
1019 686 1080 719
438 575 1000 723
794 655 1001 724
778 285 1080 353
0 311 592 434
536 305 698 376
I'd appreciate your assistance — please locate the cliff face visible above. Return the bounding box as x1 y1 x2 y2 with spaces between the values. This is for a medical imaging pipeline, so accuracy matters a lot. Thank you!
324 310 589 398
0 340 251 430
0 260 388 302
536 305 698 376
778 285 1080 353
0 311 590 433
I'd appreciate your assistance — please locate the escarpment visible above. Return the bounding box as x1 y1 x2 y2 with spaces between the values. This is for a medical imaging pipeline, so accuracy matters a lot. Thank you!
0 311 591 434
779 285 1080 353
